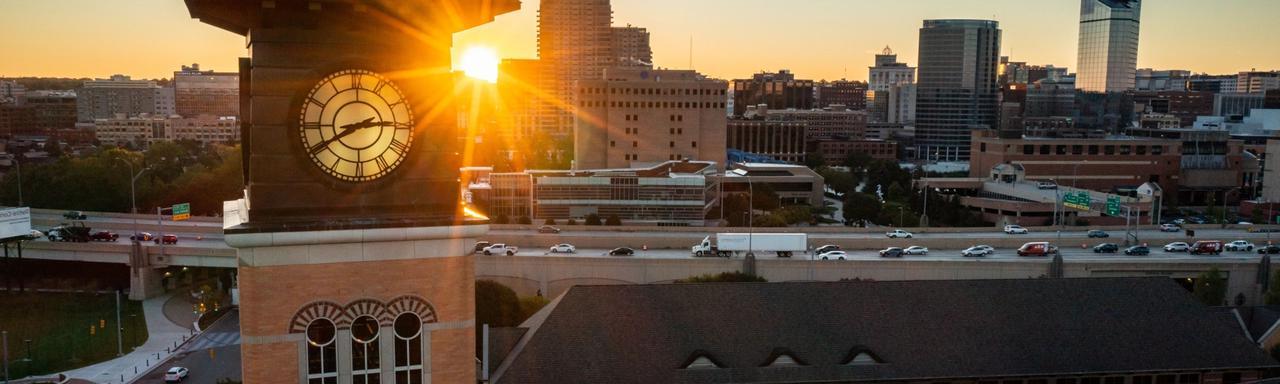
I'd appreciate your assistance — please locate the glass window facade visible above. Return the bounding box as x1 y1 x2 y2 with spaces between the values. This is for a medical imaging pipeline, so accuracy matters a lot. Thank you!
1075 0 1141 93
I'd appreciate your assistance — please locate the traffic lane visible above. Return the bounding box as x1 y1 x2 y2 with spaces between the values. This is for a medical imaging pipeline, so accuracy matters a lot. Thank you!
26 234 230 248
493 246 1270 261
137 311 241 384
489 228 1260 241
32 212 222 228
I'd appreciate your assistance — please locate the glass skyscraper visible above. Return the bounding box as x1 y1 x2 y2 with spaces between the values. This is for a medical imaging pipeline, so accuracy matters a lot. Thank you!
914 19 1001 161
1076 0 1142 93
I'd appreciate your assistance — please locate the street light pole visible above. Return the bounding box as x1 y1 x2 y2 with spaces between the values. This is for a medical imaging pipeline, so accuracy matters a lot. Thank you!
116 159 149 239
11 156 21 207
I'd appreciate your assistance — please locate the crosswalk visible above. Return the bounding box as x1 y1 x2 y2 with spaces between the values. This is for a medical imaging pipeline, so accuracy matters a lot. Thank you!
181 331 241 352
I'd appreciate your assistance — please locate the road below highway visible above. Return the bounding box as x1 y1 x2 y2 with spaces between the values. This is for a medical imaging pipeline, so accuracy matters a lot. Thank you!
136 311 242 384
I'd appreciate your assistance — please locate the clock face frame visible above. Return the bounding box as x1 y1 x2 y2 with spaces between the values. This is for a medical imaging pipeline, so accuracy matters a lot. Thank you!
297 69 414 183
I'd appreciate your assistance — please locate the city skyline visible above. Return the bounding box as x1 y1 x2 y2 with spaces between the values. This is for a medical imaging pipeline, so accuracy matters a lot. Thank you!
1 0 1278 81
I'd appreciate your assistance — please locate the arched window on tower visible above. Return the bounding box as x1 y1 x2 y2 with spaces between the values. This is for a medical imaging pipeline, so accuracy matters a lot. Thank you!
350 316 381 384
305 318 338 384
393 312 424 384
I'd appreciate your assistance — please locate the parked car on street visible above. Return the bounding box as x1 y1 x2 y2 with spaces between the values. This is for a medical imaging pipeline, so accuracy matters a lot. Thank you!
1123 245 1150 256
1004 225 1029 234
164 366 189 383
90 231 119 242
818 250 848 260
608 247 635 256
814 244 841 255
1092 243 1119 253
1225 240 1255 252
1189 240 1223 255
537 226 561 234
1086 230 1109 238
879 247 904 258
1259 245 1280 254
903 246 929 255
155 234 178 245
549 243 576 253
885 229 913 239
1163 242 1190 252
962 245 994 257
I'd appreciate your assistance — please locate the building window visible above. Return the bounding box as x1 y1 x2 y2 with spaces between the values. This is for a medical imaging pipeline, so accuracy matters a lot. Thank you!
610 141 616 147
1039 145 1050 155
633 141 638 148
1056 145 1067 155
1152 145 1163 155
1136 146 1147 155
692 141 697 148
980 143 987 152
351 316 381 384
1023 145 1034 155
1072 145 1083 155
306 319 338 384
670 141 675 148
393 313 424 384
1120 146 1132 155
1104 145 1115 155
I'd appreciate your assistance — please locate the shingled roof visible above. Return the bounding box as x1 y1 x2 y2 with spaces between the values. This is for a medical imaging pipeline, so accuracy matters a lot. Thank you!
492 278 1278 384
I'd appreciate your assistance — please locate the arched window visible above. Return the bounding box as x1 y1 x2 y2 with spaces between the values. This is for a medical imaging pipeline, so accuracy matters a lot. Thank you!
305 319 338 384
350 316 380 384
393 313 424 384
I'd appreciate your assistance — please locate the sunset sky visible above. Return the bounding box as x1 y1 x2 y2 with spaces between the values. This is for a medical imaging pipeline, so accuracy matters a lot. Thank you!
2 0 1277 81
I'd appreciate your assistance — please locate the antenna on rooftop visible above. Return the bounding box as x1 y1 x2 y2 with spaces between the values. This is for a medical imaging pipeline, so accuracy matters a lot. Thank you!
688 35 694 70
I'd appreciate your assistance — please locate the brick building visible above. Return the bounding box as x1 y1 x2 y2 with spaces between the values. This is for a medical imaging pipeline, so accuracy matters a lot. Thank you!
968 130 1181 195
810 139 898 165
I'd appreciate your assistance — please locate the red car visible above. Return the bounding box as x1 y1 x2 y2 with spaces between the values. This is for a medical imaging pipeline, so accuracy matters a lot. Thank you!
155 234 178 245
90 231 119 242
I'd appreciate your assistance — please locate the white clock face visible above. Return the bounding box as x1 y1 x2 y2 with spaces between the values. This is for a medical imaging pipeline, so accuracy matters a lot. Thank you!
299 69 413 182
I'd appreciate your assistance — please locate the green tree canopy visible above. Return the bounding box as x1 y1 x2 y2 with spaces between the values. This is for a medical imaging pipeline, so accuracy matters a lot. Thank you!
677 271 768 283
1193 267 1227 306
842 192 882 226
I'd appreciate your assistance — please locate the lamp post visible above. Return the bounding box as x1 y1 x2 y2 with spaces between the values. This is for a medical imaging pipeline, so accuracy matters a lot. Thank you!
1072 161 1087 190
10 155 21 207
115 159 149 239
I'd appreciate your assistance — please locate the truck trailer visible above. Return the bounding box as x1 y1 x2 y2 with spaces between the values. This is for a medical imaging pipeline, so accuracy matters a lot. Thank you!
692 233 807 258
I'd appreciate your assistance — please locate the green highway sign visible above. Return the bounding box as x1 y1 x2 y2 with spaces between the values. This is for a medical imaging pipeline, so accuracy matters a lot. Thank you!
172 203 191 221
1105 196 1121 216
1063 191 1091 211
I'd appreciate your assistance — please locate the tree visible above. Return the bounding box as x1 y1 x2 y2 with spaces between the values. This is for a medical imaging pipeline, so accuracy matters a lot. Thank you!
844 151 873 170
517 216 532 225
475 280 521 327
584 213 602 226
677 271 768 283
495 214 510 224
544 218 556 225
605 214 622 226
566 218 578 226
843 192 882 226
752 213 788 227
1193 267 1227 306
1265 270 1280 305
804 149 826 169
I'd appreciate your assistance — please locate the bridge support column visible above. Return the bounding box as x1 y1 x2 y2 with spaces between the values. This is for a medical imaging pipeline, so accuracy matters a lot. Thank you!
129 266 164 300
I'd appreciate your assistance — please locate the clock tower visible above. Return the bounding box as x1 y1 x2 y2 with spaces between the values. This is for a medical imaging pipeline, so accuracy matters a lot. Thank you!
184 1 520 383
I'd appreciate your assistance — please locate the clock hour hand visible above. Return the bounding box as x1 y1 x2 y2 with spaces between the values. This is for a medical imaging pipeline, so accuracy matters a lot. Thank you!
309 118 388 155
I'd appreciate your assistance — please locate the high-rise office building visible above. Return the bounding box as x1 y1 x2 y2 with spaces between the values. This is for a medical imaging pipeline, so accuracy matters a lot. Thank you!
815 80 868 110
1135 68 1190 92
868 47 915 92
537 0 614 136
730 70 815 117
75 75 162 122
573 67 728 169
1075 0 1141 93
611 25 652 68
1237 71 1280 94
868 47 917 124
915 19 1001 161
173 63 239 118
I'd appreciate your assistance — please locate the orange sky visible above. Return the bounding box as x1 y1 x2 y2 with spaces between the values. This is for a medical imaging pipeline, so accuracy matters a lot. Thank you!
2 0 1277 81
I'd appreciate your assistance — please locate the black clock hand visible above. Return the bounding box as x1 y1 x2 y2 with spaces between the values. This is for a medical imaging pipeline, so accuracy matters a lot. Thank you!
309 119 392 155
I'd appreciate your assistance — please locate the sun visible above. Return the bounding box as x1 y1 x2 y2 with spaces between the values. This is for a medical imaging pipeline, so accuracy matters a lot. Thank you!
458 46 500 83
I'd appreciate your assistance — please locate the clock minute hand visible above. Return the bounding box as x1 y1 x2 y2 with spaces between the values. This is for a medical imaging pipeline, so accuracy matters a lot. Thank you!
309 118 380 155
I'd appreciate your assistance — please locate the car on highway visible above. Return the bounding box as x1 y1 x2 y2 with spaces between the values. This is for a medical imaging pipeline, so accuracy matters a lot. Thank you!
537 225 561 234
1171 218 1187 225
1259 245 1280 254
63 210 87 220
130 232 155 242
24 230 43 240
903 246 929 255
1036 181 1058 190
473 241 492 253
879 247 904 258
483 244 518 256
1016 242 1057 257
549 243 576 253
155 234 178 245
1225 240 1255 252
885 229 913 239
1163 242 1190 252
962 245 994 257
818 250 848 260
90 231 119 242
1086 230 1109 238
1123 245 1150 256
1092 243 1119 253
1189 240 1223 256
1004 225 1029 234
814 244 841 254
608 247 635 256
1159 223 1181 232
164 366 189 383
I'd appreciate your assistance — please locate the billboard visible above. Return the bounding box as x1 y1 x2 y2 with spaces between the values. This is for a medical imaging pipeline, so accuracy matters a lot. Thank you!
0 207 32 240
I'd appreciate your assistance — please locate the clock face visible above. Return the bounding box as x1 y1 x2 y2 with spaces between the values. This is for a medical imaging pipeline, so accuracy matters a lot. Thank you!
299 69 413 182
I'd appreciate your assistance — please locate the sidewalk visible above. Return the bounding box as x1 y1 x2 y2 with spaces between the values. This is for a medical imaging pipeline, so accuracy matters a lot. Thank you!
62 293 198 384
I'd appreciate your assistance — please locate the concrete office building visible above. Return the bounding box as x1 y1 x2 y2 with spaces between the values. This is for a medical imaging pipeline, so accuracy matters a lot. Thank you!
719 162 825 206
915 19 1001 161
611 25 652 68
1237 71 1280 94
1132 91 1214 127
1189 74 1238 94
1135 68 1190 91
76 75 162 122
886 83 916 125
1075 0 1142 93
573 67 728 170
497 59 554 139
1025 78 1076 119
537 0 615 136
764 107 867 141
726 117 807 164
731 70 815 116
94 113 239 147
868 47 916 124
173 63 239 118
1216 93 1267 118
154 87 175 117
969 130 1180 196
868 46 915 92
0 81 25 105
1125 127 1248 205
815 80 868 110
25 90 78 133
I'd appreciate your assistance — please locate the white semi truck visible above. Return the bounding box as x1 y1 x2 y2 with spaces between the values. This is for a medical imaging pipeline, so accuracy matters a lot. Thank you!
691 233 807 258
